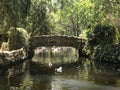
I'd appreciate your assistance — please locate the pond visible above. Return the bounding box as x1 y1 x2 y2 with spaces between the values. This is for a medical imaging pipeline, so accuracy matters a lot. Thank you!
0 47 120 90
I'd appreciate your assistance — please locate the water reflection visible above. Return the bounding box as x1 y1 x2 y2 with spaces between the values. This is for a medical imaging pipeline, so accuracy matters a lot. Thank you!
0 47 120 90
33 47 78 64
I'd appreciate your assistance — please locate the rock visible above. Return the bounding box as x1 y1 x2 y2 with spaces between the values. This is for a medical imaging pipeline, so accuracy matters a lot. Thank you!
0 48 27 64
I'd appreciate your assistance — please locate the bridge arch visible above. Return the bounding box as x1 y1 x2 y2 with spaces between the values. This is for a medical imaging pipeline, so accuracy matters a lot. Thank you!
29 35 86 58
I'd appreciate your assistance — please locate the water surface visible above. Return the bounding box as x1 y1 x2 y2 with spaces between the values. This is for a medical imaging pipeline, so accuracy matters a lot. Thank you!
0 47 120 90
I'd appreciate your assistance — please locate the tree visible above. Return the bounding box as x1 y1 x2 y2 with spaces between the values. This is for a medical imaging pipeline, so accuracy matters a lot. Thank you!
27 0 51 36
88 23 119 46
92 0 120 25
0 0 30 33
59 0 94 36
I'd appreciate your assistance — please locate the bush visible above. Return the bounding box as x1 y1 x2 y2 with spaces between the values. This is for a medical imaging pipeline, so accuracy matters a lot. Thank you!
94 44 120 71
88 23 120 46
8 27 29 50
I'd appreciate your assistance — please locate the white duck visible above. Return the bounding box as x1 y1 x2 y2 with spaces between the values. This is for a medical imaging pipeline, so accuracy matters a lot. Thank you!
55 66 62 73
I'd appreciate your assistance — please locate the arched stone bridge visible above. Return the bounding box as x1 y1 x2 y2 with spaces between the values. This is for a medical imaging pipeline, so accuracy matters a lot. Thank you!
0 35 87 75
29 35 86 50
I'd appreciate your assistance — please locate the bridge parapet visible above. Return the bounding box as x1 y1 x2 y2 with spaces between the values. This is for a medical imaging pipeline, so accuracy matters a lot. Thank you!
29 35 86 49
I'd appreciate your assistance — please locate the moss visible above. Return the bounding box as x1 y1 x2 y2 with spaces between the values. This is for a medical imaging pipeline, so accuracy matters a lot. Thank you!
8 27 29 50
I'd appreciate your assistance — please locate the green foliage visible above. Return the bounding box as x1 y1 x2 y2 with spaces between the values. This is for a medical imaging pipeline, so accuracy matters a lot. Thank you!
0 0 120 38
51 0 120 36
0 0 30 33
88 23 119 46
94 44 120 70
58 0 94 36
8 27 29 50
27 0 51 36
92 0 120 25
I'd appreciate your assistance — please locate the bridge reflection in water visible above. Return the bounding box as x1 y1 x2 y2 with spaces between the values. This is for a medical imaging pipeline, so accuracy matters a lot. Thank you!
0 47 120 90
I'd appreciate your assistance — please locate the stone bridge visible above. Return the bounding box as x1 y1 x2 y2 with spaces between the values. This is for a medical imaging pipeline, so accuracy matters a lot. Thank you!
28 35 87 58
29 35 86 50
0 35 87 75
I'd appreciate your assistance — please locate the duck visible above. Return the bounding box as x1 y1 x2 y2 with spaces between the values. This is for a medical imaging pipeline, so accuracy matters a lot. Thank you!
55 66 62 73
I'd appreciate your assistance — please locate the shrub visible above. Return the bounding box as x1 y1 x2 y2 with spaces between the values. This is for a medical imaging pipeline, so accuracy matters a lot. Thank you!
88 23 120 46
94 44 120 71
8 27 29 50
